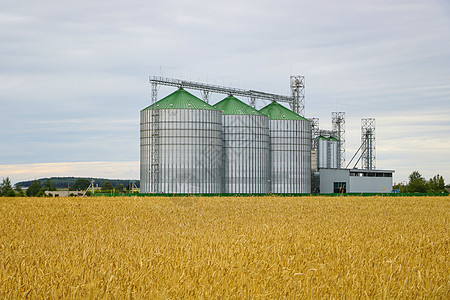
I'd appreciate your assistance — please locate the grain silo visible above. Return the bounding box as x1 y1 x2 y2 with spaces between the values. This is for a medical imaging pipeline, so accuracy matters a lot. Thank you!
317 135 329 169
140 88 223 194
214 95 270 193
317 135 339 169
259 101 311 193
328 136 339 168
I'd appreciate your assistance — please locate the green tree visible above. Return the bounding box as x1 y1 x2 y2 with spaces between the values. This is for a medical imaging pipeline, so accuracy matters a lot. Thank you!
70 179 91 191
392 182 407 193
26 180 42 196
427 174 447 193
407 171 427 193
1 177 13 196
101 181 114 192
6 190 16 197
115 184 124 193
44 179 57 191
36 188 46 197
15 183 25 196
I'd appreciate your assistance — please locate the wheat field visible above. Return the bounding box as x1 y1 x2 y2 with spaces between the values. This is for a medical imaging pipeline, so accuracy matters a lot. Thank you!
0 196 448 299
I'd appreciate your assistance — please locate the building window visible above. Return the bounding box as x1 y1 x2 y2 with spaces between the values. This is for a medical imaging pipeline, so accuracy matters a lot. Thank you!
334 182 346 193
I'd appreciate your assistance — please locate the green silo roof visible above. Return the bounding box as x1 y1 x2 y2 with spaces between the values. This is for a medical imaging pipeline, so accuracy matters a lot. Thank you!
142 88 218 110
317 135 329 140
329 136 339 142
259 101 309 121
213 95 265 116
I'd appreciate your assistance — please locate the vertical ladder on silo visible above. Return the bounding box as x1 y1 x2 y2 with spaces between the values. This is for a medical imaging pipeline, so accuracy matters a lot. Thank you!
150 108 160 193
327 140 331 169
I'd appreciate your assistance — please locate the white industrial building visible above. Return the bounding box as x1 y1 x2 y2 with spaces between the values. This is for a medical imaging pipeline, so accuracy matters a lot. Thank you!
318 168 394 194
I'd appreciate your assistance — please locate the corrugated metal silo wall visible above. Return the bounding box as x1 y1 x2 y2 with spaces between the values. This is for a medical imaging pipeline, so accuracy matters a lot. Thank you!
140 108 223 193
329 140 338 168
269 119 311 193
317 138 328 169
222 114 270 193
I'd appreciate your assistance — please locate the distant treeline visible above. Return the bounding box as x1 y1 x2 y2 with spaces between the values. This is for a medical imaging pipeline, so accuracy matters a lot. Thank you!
17 177 140 189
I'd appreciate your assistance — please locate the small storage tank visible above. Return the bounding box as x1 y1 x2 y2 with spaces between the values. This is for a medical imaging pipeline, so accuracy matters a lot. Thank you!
214 95 270 193
259 101 311 193
328 136 339 168
317 135 329 169
140 88 223 194
317 135 339 169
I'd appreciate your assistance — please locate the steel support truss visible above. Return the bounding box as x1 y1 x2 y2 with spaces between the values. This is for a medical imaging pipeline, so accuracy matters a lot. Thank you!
361 118 375 170
308 118 319 150
332 112 345 169
290 76 305 116
201 90 210 103
149 76 302 113
151 82 158 103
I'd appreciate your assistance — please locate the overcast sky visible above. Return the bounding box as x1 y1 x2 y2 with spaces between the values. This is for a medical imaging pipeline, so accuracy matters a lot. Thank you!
1 0 449 185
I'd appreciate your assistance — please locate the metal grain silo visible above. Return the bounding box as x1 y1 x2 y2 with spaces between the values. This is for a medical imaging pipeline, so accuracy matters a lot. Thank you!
214 95 270 194
328 136 339 168
259 102 311 193
140 88 223 194
317 136 329 169
316 136 339 169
